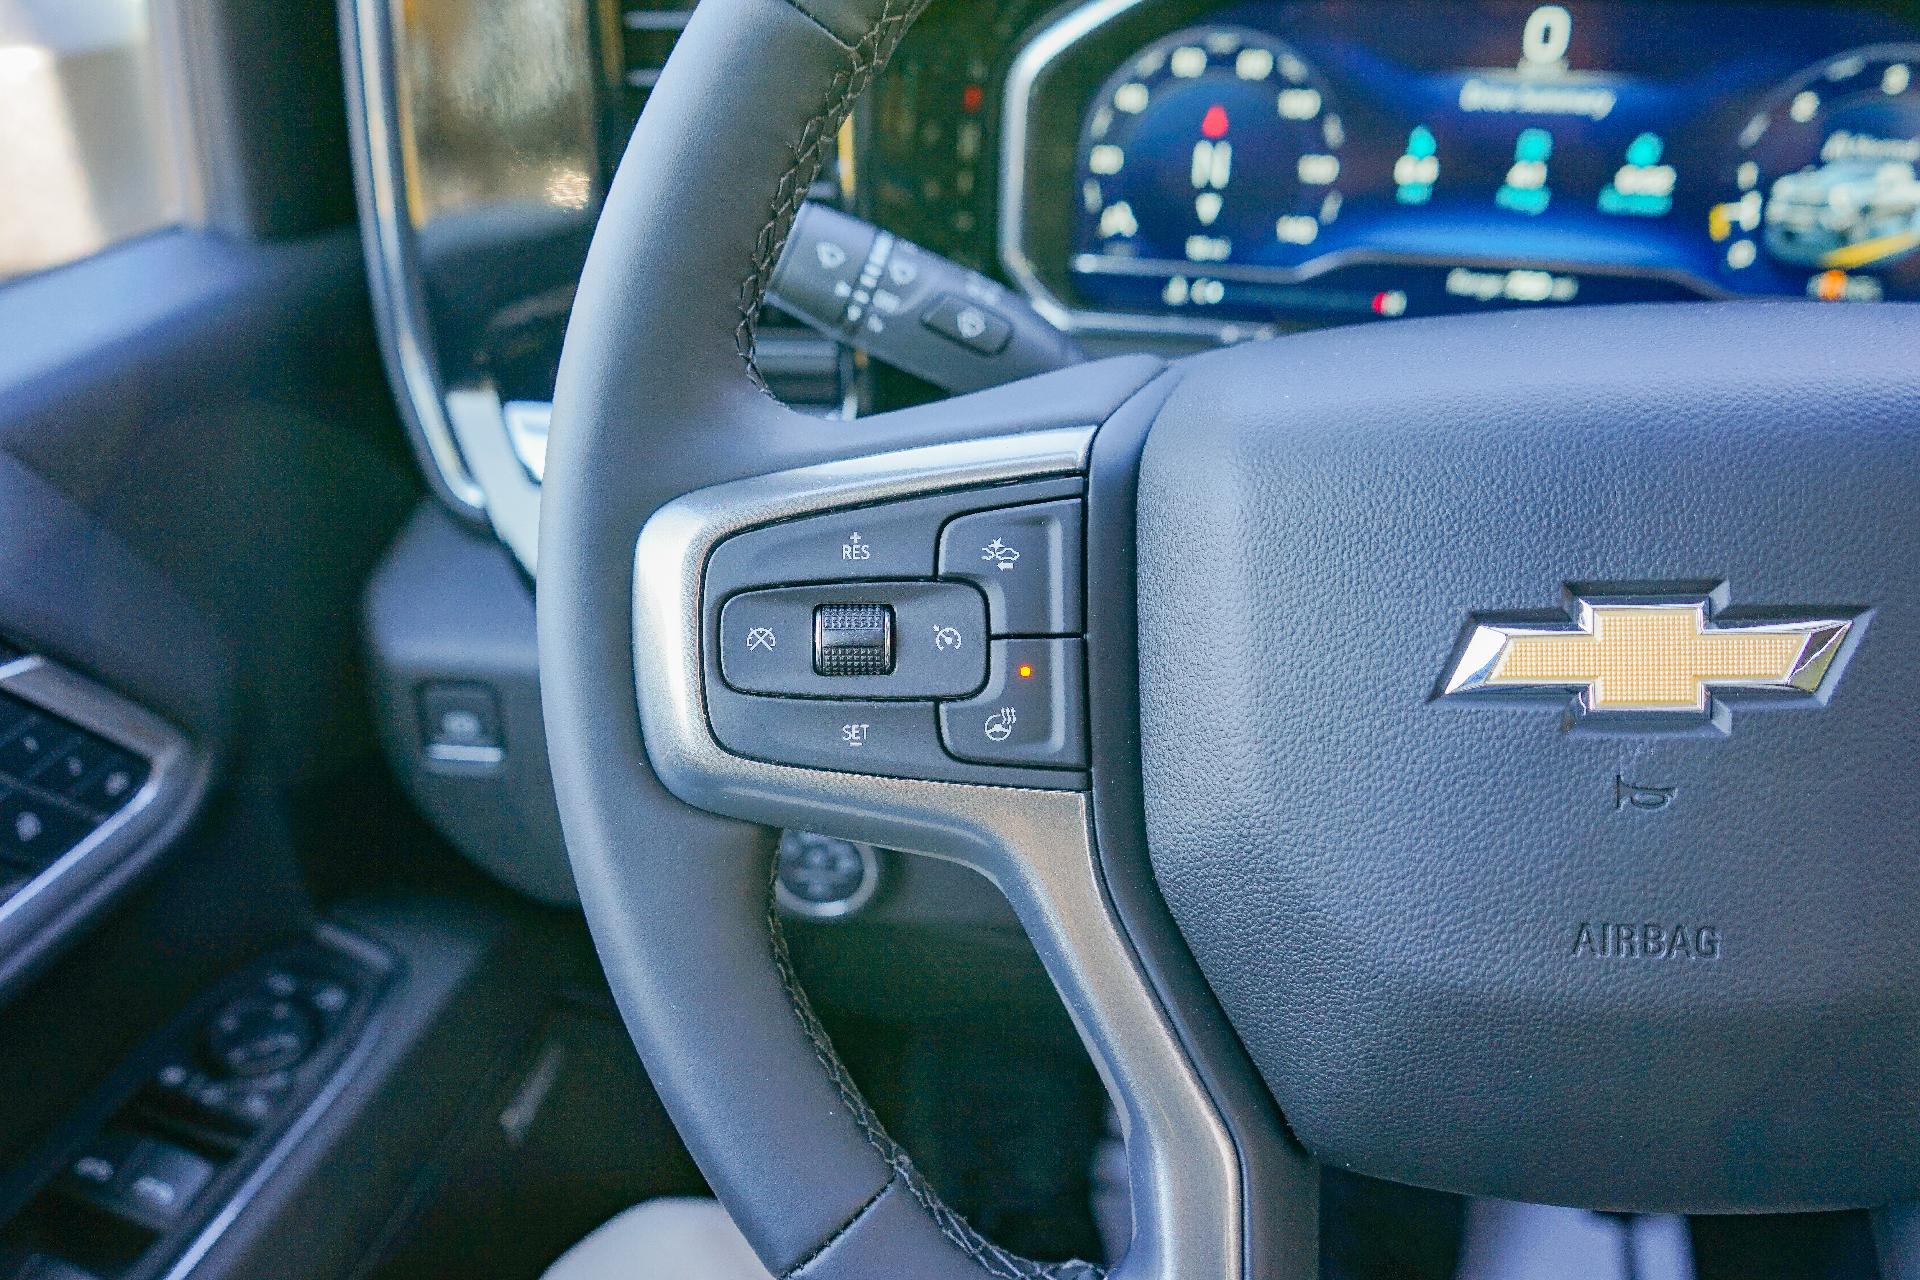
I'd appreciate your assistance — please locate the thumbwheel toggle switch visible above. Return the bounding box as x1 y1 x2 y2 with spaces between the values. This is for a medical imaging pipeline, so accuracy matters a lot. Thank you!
814 603 895 677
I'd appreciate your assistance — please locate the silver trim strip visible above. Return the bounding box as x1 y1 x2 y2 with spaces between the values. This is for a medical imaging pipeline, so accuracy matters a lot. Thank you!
447 386 544 572
340 0 487 515
503 399 553 483
425 742 507 766
632 428 1242 1279
0 657 194 945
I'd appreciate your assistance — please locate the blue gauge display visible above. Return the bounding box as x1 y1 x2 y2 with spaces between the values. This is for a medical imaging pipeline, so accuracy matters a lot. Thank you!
1058 2 1920 325
1716 45 1920 300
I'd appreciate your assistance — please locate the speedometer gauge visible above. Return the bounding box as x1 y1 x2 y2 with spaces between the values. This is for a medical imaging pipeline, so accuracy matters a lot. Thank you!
1077 26 1346 278
1717 44 1920 301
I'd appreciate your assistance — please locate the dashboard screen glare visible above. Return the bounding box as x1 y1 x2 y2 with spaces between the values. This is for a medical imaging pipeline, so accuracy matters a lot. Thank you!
1063 2 1920 325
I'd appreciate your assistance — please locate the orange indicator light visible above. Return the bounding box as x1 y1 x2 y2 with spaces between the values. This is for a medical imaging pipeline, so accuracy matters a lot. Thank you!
1017 663 1035 679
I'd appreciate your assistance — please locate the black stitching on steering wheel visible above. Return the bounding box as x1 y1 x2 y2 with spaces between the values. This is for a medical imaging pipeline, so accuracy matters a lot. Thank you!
766 862 1106 1279
738 5 1108 1271
734 0 930 391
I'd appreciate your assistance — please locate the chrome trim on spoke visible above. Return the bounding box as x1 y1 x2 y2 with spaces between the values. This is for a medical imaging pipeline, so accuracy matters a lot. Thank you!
632 428 1242 1280
447 387 544 571
503 400 553 483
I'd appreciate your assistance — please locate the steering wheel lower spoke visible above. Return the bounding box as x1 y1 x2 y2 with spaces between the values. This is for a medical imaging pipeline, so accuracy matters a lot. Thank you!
626 389 1307 1276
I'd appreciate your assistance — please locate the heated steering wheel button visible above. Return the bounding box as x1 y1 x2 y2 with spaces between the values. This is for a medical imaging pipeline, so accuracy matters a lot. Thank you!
720 582 986 698
940 639 1086 769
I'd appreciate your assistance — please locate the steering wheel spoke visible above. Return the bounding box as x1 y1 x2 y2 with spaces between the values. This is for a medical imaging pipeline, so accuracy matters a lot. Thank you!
627 389 1307 1278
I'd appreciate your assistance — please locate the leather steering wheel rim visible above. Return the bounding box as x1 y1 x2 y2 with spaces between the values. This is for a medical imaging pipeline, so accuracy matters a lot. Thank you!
535 1 1275 1275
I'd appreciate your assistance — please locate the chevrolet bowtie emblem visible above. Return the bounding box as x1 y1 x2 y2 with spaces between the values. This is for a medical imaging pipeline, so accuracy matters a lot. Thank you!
1439 593 1863 725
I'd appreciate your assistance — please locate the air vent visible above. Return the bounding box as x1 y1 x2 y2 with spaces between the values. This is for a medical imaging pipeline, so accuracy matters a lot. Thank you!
616 0 697 113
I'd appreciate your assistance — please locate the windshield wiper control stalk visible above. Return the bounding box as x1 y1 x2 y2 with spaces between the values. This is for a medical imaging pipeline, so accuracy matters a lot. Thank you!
768 202 1083 395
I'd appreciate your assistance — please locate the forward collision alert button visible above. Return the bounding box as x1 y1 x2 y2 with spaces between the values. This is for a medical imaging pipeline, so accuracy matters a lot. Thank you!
940 639 1086 768
938 499 1083 635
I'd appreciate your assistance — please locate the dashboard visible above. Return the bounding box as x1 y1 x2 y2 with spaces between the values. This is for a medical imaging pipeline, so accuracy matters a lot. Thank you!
872 0 1920 336
346 0 1920 926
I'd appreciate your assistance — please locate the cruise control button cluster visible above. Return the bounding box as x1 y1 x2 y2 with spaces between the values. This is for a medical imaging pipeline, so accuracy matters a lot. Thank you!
720 582 986 699
703 480 1090 786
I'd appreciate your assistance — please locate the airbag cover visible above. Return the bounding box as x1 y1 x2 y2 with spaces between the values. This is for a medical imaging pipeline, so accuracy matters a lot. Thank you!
1136 303 1920 1211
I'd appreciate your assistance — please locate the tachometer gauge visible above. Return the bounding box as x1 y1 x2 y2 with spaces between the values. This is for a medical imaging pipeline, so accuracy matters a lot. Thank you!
1717 45 1920 301
1077 26 1346 276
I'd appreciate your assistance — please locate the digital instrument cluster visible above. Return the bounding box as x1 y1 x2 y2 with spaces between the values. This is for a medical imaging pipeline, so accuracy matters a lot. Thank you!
998 0 1920 332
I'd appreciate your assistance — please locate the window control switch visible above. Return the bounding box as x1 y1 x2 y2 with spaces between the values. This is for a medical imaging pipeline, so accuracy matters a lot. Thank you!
55 1131 140 1204
0 791 94 870
13 1256 104 1280
67 1137 217 1230
118 1140 215 1227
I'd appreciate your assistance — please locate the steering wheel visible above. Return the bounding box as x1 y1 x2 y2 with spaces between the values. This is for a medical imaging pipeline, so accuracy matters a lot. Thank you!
537 0 1920 1275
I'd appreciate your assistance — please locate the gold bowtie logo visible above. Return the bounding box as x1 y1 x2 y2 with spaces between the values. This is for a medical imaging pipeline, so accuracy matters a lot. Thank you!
1440 595 1861 721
